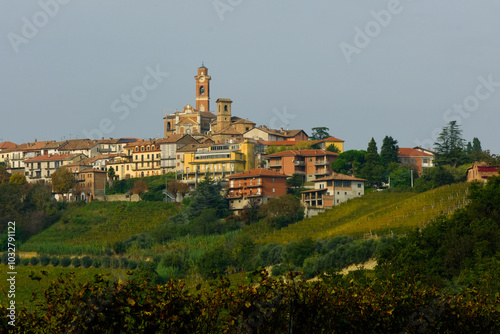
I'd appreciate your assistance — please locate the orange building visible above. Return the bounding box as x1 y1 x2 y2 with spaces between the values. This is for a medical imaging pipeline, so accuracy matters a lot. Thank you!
227 168 288 213
398 147 435 175
466 162 500 182
265 149 338 182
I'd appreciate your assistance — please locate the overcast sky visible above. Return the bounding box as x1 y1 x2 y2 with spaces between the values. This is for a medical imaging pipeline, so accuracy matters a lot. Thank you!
1 0 499 153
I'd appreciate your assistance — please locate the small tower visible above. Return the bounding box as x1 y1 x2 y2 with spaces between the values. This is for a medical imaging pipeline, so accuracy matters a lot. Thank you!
216 98 232 132
194 64 211 111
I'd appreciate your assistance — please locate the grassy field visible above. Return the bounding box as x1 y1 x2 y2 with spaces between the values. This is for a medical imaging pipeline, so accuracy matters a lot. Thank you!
20 201 180 255
0 264 129 310
254 183 470 244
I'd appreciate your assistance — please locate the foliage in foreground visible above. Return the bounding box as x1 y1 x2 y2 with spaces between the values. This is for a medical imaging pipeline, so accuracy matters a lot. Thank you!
1 269 498 333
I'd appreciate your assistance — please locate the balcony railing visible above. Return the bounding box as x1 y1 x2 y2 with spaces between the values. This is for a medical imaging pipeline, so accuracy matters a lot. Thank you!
294 161 305 166
314 160 327 165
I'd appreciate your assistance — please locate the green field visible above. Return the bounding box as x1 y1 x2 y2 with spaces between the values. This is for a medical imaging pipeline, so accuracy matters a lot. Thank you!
20 201 180 255
253 183 470 244
0 264 129 310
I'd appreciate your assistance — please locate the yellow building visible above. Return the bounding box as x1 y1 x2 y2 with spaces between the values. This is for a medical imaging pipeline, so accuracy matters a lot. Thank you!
183 139 255 182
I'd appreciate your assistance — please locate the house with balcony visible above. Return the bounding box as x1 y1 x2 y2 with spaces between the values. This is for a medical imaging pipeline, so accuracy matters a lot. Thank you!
302 173 366 217
160 134 199 173
3 140 56 174
227 168 288 213
265 149 338 183
182 139 256 183
24 153 87 183
122 139 164 178
398 147 435 175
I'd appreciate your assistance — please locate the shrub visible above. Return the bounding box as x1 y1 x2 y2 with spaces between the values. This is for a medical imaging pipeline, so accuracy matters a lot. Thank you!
120 257 129 269
258 243 284 267
60 257 71 267
20 258 30 266
102 256 111 268
51 257 60 266
111 258 120 269
82 256 92 268
92 258 102 268
71 257 81 268
30 257 39 266
128 260 138 270
40 254 51 266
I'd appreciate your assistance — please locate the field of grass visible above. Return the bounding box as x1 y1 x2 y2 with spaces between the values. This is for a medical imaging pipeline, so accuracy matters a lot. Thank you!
254 183 470 244
0 264 129 310
20 201 180 255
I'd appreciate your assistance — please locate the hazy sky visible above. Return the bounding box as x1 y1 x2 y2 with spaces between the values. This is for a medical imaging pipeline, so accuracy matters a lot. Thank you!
1 1 499 153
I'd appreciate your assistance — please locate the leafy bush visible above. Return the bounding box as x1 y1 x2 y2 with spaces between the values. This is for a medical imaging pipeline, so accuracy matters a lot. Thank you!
284 238 316 267
40 254 51 266
92 258 101 268
20 258 29 266
71 257 81 268
258 243 283 267
128 260 138 270
60 257 71 267
101 256 111 268
120 257 129 269
82 256 92 269
30 257 39 266
50 257 60 266
111 258 120 269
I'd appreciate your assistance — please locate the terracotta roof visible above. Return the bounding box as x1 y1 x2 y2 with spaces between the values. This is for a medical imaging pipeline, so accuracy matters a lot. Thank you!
25 140 56 151
477 166 500 173
266 149 339 158
59 139 99 151
398 148 434 157
314 173 367 182
123 139 165 149
228 168 288 179
200 111 216 118
232 119 256 125
177 143 207 153
250 126 307 138
316 136 345 143
162 134 187 143
0 142 17 150
258 140 298 146
24 154 74 162
214 125 245 135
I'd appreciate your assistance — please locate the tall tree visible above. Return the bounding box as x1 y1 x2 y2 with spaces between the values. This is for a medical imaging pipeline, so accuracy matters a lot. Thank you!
310 127 330 140
361 138 384 187
434 121 466 167
0 164 10 183
331 150 366 176
107 167 116 189
380 136 399 167
51 168 76 195
468 137 484 162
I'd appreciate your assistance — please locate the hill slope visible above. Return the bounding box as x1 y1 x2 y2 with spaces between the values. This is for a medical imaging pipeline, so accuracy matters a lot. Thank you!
21 201 179 255
255 183 470 244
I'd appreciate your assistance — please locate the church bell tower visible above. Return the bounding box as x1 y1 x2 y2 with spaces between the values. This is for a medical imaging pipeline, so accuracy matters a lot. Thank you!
195 64 211 111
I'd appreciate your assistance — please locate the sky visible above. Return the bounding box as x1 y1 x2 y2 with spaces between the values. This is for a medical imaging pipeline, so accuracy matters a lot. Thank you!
1 0 499 154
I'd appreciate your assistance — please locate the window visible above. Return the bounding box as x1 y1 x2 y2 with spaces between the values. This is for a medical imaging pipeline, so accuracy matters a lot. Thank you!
135 147 138 152
334 180 342 187
273 188 275 193
342 181 351 187
200 86 205 95
272 178 275 183
127 165 129 171
410 158 416 163
357 183 361 188
152 145 155 150
147 154 150 159
345 192 347 195
337 192 340 195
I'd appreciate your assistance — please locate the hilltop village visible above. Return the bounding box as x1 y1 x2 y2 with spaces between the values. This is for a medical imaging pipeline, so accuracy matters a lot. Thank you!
1 65 498 217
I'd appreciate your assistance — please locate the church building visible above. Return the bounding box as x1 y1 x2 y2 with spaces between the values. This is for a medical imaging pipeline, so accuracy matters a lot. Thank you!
163 65 255 143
